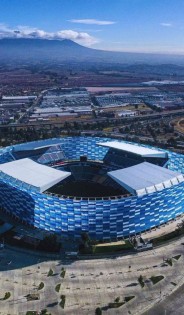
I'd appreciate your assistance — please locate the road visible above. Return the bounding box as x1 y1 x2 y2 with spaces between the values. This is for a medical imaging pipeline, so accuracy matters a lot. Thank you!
143 283 184 315
15 91 44 124
0 236 184 314
5 107 184 130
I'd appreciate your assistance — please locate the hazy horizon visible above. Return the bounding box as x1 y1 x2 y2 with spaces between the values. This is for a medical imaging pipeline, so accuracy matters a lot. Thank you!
1 37 184 58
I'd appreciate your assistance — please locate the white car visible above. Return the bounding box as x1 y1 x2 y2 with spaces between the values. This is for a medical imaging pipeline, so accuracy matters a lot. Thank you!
136 243 153 251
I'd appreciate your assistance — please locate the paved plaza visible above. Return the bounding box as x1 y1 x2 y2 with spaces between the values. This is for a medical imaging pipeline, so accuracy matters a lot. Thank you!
0 235 183 315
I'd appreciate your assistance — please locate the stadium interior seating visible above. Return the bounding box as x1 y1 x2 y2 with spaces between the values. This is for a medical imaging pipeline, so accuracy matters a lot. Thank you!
12 144 67 165
46 161 127 198
0 151 14 164
103 148 168 169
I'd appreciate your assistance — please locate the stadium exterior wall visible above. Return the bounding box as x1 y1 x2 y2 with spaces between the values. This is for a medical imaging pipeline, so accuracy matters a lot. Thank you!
0 137 184 240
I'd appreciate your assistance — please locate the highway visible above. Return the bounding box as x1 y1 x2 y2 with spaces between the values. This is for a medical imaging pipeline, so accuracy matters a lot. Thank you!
15 91 44 124
4 107 184 130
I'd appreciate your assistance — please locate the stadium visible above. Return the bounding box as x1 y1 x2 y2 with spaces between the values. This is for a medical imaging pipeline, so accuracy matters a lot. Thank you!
0 136 184 241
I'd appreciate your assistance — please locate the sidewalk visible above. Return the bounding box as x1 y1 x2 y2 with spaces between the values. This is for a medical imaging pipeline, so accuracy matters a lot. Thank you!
142 214 184 240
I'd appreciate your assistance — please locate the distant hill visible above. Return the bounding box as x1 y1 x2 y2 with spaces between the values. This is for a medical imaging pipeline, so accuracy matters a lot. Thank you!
0 38 184 65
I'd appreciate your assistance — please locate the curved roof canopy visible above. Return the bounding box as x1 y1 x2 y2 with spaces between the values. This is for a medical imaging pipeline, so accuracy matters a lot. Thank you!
0 158 70 192
108 162 184 196
12 141 62 152
98 141 167 158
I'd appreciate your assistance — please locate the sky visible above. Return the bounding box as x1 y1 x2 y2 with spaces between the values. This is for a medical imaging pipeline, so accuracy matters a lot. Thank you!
0 0 184 54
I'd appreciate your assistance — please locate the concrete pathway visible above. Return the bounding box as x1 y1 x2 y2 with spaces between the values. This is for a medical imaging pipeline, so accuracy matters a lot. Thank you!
0 236 183 314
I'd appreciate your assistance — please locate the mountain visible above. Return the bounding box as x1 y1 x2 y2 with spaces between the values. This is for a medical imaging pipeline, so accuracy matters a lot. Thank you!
0 38 184 65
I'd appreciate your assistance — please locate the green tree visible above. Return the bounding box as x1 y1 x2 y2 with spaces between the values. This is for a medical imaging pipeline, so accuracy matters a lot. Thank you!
95 307 102 315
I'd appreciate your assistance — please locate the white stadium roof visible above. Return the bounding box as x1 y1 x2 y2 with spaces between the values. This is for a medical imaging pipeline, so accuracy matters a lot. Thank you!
108 162 184 196
13 142 62 152
98 141 167 158
0 158 71 193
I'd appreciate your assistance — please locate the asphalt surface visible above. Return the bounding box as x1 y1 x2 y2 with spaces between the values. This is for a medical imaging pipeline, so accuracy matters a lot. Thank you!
142 283 184 315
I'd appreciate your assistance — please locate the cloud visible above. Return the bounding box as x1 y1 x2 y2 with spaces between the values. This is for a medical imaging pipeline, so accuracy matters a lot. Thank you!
0 23 98 46
160 23 172 27
69 19 116 25
56 30 98 45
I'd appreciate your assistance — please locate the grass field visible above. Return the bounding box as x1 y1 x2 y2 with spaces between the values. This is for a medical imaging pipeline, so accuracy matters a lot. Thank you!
93 240 133 254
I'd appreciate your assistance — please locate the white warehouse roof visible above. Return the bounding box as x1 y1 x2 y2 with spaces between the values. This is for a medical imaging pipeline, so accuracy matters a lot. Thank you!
2 96 36 100
0 158 71 193
108 162 184 196
98 141 167 158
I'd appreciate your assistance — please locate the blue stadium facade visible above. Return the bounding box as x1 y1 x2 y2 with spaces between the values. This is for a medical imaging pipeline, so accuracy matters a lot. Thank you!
0 136 184 240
